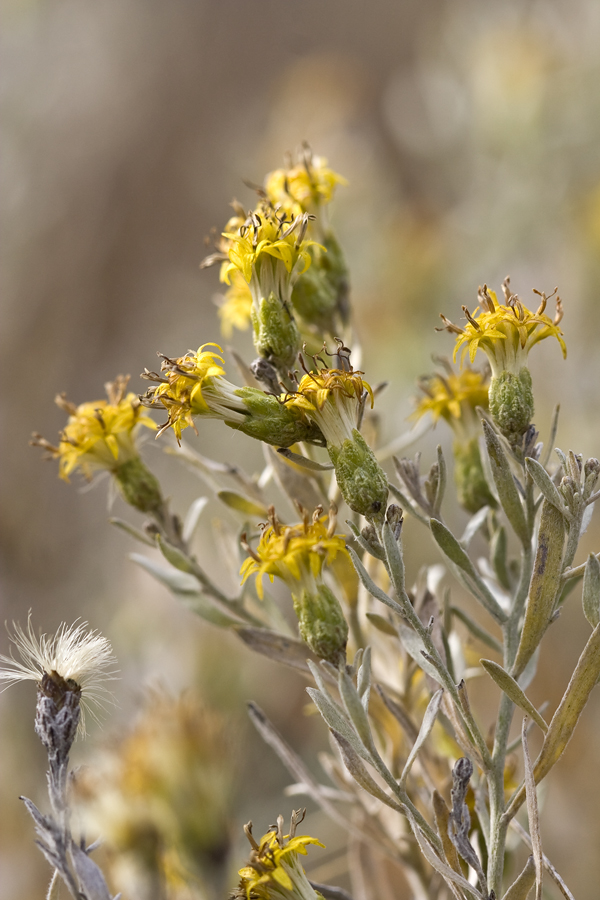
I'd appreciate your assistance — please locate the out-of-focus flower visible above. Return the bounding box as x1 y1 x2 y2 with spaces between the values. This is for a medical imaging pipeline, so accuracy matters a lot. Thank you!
440 279 566 449
76 690 237 900
232 809 324 900
284 350 388 520
31 375 156 482
31 375 165 514
241 506 349 666
217 268 253 337
141 343 324 448
0 619 116 733
413 362 495 512
265 145 347 226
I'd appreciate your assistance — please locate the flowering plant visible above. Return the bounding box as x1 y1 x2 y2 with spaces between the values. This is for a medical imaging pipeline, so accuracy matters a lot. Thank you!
7 147 599 900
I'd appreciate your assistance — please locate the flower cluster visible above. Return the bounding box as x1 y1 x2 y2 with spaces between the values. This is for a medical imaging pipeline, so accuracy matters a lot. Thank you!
211 148 349 348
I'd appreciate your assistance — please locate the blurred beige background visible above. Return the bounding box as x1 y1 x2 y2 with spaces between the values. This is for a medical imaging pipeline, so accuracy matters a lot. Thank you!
2 0 600 896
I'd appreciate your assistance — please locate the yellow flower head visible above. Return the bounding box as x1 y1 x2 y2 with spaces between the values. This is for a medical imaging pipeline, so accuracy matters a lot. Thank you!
265 145 347 214
413 362 490 440
240 506 348 600
32 375 156 482
217 266 253 337
234 810 324 900
141 343 253 443
222 203 322 300
439 279 566 377
283 350 373 449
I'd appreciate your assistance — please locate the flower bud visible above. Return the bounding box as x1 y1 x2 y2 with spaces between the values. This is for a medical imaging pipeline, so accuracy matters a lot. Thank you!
251 292 302 373
328 430 389 521
293 583 348 668
453 436 497 514
488 368 534 449
114 456 163 515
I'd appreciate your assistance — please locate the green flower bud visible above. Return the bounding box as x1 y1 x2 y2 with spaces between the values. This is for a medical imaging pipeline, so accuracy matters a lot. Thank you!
328 430 389 521
292 263 338 334
293 584 348 668
231 388 324 447
489 368 534 450
114 457 163 514
453 436 497 514
251 292 301 373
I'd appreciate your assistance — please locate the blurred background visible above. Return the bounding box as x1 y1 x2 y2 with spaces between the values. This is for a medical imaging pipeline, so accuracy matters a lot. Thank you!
2 0 600 896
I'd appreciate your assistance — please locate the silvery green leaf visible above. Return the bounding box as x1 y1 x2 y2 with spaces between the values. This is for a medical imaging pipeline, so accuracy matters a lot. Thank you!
430 520 506 623
582 553 600 628
388 482 430 525
490 524 511 591
347 546 404 617
357 646 372 710
276 447 334 470
70 844 112 900
433 444 447 518
405 812 482 900
397 622 444 685
521 721 543 900
217 491 268 518
235 627 317 672
130 553 200 594
507 622 600 818
399 689 443 787
109 517 155 547
459 506 491 548
338 669 376 755
382 521 406 596
554 447 568 472
182 497 208 543
580 501 595 537
512 500 565 679
525 457 572 521
156 535 195 574
307 688 368 759
502 856 536 900
482 420 529 547
330 730 402 810
344 519 361 538
480 660 548 733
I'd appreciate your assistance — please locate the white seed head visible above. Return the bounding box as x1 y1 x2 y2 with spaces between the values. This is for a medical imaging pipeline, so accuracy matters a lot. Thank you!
0 617 117 730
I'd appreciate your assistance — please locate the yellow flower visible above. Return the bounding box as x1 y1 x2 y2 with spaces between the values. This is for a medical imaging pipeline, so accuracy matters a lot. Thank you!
32 375 156 482
240 507 348 600
234 810 324 900
440 279 566 377
222 203 321 298
413 363 490 445
143 343 233 441
217 267 253 337
265 145 347 214
283 363 373 449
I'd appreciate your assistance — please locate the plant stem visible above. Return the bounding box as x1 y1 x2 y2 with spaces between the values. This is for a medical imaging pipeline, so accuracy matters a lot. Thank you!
487 541 533 893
